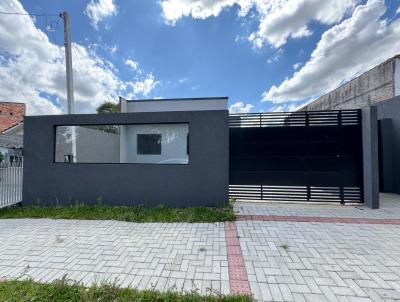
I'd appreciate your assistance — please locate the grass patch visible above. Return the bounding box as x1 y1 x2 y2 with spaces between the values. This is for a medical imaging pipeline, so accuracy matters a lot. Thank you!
279 244 289 251
0 203 235 223
0 278 252 302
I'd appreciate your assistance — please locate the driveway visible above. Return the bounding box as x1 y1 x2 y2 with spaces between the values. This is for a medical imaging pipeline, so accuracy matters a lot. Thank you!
1 194 400 301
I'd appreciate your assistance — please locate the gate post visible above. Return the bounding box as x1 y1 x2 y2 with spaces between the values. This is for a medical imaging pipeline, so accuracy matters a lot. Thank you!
362 106 379 209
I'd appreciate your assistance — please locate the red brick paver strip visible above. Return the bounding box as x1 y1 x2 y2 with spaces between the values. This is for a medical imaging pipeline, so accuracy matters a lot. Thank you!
224 222 251 295
237 214 400 224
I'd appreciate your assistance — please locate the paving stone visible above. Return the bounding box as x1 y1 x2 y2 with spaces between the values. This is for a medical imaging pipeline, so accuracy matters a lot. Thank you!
2 196 400 301
236 218 400 302
0 219 226 296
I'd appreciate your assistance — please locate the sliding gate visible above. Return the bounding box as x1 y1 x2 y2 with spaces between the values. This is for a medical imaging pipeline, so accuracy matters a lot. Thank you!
229 110 363 204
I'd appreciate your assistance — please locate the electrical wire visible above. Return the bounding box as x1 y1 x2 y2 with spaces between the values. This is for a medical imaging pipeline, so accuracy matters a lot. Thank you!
0 10 63 45
0 11 60 17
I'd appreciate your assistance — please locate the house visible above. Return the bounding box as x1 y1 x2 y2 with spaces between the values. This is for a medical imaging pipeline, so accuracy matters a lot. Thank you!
2 122 24 136
0 134 23 164
22 96 380 208
0 102 25 165
23 97 229 207
0 102 25 134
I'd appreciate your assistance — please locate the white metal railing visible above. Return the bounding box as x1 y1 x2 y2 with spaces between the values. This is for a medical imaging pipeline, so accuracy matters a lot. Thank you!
0 160 23 208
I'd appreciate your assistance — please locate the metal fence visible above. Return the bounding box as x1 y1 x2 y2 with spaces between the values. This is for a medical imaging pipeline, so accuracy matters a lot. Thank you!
0 160 23 208
229 110 361 128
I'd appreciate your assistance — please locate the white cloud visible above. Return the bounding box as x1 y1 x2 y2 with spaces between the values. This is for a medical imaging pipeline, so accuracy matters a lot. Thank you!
293 62 302 70
87 42 118 55
249 0 359 48
161 0 359 48
263 0 400 103
267 50 282 64
0 0 158 115
229 101 254 113
269 101 309 112
396 6 400 14
161 0 252 25
269 105 285 112
85 0 117 29
125 58 139 71
108 44 118 54
128 74 159 97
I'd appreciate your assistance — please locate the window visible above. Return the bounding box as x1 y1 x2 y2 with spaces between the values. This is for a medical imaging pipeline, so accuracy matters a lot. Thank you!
55 123 189 164
137 134 161 155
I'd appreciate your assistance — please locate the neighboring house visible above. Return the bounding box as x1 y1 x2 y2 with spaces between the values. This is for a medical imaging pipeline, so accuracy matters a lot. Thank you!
0 134 23 164
0 102 25 133
0 103 25 164
3 122 24 136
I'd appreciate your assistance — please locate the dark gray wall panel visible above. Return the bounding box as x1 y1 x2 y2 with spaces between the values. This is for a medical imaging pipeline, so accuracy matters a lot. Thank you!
362 106 379 209
377 95 400 194
23 110 229 207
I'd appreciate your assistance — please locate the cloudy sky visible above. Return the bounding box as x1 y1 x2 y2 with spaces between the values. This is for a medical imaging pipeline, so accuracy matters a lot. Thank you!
0 0 399 115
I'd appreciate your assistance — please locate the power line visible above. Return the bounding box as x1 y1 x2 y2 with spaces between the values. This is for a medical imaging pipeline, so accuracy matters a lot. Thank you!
0 11 60 17
0 10 63 45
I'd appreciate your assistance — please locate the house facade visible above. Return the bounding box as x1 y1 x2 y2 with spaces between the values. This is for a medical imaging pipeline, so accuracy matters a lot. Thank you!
22 96 380 208
23 97 229 207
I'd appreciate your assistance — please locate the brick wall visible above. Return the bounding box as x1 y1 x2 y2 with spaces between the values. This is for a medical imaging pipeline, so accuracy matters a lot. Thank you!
0 102 25 133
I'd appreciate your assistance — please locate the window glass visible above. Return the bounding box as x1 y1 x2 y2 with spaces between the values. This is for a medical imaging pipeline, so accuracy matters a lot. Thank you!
137 134 161 155
55 123 189 164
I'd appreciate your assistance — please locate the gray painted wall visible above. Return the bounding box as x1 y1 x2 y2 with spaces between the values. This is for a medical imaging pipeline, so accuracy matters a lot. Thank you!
362 107 379 209
376 95 400 194
120 97 228 113
23 110 229 207
301 56 398 111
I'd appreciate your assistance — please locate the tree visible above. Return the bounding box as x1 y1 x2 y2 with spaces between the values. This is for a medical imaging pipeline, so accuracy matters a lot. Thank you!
0 152 4 164
96 102 119 114
94 102 120 134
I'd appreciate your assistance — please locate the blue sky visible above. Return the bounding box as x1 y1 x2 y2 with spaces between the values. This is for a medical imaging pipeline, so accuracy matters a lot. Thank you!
0 0 399 114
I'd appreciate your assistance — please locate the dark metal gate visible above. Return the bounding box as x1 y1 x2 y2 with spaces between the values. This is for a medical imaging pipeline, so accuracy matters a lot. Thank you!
229 110 363 203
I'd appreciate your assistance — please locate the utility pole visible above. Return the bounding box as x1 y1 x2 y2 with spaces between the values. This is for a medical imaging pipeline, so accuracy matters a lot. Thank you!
62 11 76 162
62 11 74 114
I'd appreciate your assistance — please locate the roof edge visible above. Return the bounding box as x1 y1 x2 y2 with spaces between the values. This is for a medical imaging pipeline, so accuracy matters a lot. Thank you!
0 101 26 105
123 97 228 102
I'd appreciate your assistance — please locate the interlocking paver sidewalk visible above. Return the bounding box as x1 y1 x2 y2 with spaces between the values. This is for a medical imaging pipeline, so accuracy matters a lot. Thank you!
0 219 229 295
233 193 400 301
237 220 400 301
1 194 400 301
234 193 400 219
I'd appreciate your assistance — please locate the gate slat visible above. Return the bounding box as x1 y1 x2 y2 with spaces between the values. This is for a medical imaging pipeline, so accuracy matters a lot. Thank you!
229 109 363 204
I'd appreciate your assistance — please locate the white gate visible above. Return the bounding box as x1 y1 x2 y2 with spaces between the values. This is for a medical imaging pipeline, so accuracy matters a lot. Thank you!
0 160 23 208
